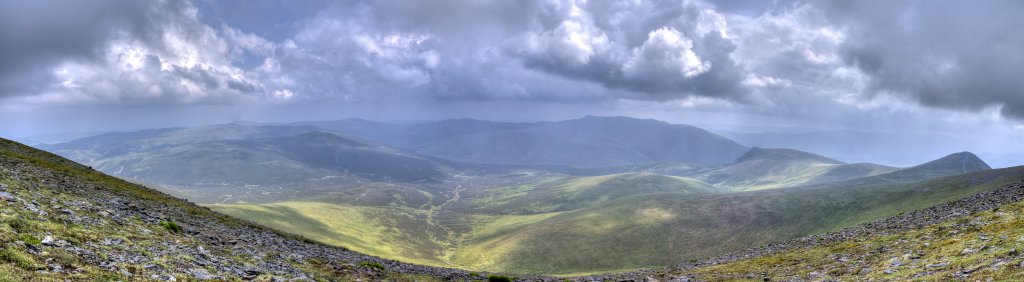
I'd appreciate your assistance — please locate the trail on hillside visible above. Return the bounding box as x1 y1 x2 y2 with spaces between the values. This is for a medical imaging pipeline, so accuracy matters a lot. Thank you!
424 175 466 259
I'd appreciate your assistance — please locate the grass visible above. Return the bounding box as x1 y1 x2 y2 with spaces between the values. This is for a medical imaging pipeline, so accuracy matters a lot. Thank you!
14 234 40 245
0 137 403 280
358 261 387 271
0 247 38 270
461 173 719 215
682 197 1024 280
12 136 1022 276
211 166 1024 274
210 201 449 266
160 221 183 233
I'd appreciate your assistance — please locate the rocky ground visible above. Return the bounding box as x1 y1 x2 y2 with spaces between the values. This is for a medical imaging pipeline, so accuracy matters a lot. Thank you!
0 138 481 281
2 136 1024 281
672 179 1024 281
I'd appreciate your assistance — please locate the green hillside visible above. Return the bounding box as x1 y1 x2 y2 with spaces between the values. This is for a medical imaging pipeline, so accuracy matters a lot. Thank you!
73 131 447 186
212 164 1024 274
457 173 720 214
678 182 1024 281
693 147 898 190
469 166 1024 274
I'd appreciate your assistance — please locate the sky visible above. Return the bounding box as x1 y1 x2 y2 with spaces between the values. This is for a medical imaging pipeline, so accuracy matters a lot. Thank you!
0 0 1022 167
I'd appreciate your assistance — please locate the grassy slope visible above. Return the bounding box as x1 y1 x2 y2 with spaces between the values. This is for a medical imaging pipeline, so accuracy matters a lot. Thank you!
473 166 1024 274
211 167 1024 274
209 173 716 273
683 192 1024 281
211 202 448 267
0 138 444 281
458 173 719 215
693 148 899 191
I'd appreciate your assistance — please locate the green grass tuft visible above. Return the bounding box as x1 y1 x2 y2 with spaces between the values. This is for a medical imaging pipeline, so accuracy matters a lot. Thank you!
14 234 40 246
358 261 387 271
0 247 39 270
159 221 182 233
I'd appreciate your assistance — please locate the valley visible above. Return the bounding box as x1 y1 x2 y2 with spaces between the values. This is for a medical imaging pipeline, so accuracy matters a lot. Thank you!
5 2 1024 280
39 116 1019 275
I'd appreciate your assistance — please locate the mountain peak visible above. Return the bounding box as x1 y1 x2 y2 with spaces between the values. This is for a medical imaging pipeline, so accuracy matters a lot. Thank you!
912 151 990 172
734 147 844 165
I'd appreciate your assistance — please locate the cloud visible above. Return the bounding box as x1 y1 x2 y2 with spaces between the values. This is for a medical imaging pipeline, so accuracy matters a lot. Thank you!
513 0 753 102
1 0 266 105
622 27 711 84
3 0 1024 124
813 0 1024 120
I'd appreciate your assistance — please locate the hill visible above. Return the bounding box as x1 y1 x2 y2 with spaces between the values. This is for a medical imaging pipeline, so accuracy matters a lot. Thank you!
872 151 991 182
44 117 749 186
403 116 749 167
42 123 453 187
42 124 324 161
81 131 447 186
667 179 1024 281
456 173 721 215
789 151 994 191
692 147 899 190
213 151 1020 274
447 164 1023 274
0 137 470 281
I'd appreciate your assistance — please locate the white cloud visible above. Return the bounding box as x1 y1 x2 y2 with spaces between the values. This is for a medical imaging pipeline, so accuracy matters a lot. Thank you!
622 27 710 79
523 1 609 66
273 89 294 100
741 74 790 88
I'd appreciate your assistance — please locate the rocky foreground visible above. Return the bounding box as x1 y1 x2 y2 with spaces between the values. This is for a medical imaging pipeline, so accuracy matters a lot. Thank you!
2 136 1024 281
0 138 481 281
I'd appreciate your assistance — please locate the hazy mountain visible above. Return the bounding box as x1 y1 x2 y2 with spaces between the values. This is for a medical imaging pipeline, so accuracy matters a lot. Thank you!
289 118 406 142
692 147 899 190
58 130 447 186
52 116 750 183
43 124 323 162
721 129 1012 167
387 116 749 167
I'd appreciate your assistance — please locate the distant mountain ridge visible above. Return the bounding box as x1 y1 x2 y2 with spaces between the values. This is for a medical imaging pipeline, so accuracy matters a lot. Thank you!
305 116 749 167
44 128 448 186
44 117 995 192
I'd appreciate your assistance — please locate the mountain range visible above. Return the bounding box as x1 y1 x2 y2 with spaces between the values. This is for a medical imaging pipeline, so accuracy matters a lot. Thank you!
31 116 1018 275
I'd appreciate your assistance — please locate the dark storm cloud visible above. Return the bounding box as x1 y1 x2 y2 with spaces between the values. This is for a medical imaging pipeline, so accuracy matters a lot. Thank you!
815 0 1024 119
